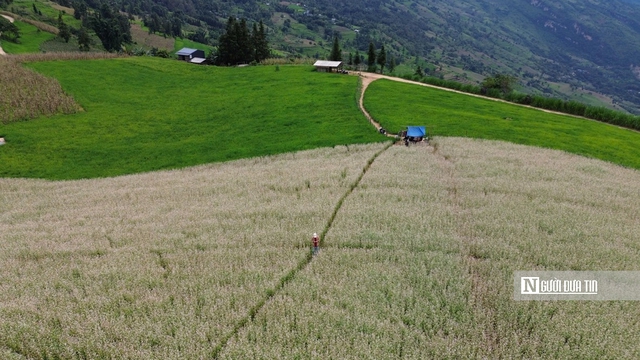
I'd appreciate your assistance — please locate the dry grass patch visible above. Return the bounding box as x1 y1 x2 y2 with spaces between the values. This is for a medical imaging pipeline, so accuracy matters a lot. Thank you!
130 23 175 50
1 53 120 123
260 57 315 65
0 56 81 124
0 144 385 359
11 51 122 62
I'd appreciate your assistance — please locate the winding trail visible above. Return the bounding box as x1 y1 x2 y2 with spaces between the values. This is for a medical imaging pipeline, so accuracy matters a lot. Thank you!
0 14 15 56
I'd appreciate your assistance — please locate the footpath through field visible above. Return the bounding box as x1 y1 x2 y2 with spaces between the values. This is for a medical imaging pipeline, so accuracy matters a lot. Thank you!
0 14 15 56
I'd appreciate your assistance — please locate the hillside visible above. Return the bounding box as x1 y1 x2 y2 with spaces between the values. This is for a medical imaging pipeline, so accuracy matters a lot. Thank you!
305 0 640 113
3 0 640 111
2 139 639 358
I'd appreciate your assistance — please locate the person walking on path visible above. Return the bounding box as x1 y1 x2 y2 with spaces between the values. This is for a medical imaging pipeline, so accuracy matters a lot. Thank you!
312 233 319 256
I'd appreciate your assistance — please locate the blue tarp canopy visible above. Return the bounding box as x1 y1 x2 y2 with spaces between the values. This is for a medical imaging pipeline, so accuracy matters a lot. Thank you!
406 126 426 137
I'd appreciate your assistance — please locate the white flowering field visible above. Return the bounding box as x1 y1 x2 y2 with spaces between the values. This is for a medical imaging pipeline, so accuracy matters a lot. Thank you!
1 139 640 358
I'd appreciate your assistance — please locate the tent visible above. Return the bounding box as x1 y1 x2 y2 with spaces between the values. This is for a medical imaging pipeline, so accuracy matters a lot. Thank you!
406 126 426 138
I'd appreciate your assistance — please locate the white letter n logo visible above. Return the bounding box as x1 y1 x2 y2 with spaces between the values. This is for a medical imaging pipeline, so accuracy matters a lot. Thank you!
521 277 539 294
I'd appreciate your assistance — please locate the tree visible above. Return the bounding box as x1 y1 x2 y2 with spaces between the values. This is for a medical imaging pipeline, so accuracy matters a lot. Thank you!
354 50 361 68
235 18 251 63
217 17 269 65
216 17 237 65
90 4 131 52
0 16 20 42
77 26 91 51
72 1 87 20
482 73 517 95
377 45 386 73
348 52 353 66
389 57 396 73
250 20 270 63
415 65 423 78
367 41 376 72
329 35 341 61
58 12 71 43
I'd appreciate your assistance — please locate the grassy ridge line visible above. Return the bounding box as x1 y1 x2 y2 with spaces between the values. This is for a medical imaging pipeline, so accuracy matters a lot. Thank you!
211 141 393 359
364 79 640 170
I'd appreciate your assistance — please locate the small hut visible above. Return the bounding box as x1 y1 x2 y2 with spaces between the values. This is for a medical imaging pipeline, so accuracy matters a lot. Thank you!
176 48 206 64
313 60 343 73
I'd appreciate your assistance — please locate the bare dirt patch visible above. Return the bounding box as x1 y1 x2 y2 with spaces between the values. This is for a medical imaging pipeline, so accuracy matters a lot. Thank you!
130 23 175 50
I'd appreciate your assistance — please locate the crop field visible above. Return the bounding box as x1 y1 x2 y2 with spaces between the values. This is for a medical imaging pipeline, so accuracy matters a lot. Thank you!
0 144 385 359
364 79 640 170
0 56 81 124
1 139 639 358
0 58 383 179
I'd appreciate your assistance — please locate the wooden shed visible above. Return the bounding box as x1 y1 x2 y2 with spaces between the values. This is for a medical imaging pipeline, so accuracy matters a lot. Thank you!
313 60 343 72
176 48 206 64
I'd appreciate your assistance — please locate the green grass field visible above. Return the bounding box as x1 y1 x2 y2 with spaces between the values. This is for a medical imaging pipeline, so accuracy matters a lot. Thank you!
364 79 640 169
0 20 55 54
12 0 81 28
0 58 384 179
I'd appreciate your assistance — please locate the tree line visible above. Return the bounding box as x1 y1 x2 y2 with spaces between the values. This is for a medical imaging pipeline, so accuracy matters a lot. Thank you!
214 17 270 66
329 37 394 74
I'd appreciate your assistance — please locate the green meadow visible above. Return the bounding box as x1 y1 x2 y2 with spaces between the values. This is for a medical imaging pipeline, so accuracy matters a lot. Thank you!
364 79 640 170
0 20 55 54
0 58 384 179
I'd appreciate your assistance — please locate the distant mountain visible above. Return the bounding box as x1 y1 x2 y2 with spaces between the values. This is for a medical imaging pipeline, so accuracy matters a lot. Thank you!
305 0 640 112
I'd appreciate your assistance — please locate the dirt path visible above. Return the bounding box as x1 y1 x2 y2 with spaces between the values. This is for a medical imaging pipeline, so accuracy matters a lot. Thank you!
356 72 397 138
0 14 16 56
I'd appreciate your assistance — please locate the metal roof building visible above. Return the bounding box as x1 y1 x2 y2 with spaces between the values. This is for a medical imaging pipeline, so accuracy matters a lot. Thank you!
176 48 206 64
313 60 343 72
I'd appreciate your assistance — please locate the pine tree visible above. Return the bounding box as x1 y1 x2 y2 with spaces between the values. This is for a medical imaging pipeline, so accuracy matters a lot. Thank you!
354 50 361 68
255 20 270 62
218 18 268 65
377 45 386 73
367 41 376 72
329 35 341 61
250 21 270 63
236 18 251 63
216 17 237 65
57 12 71 43
78 26 91 51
